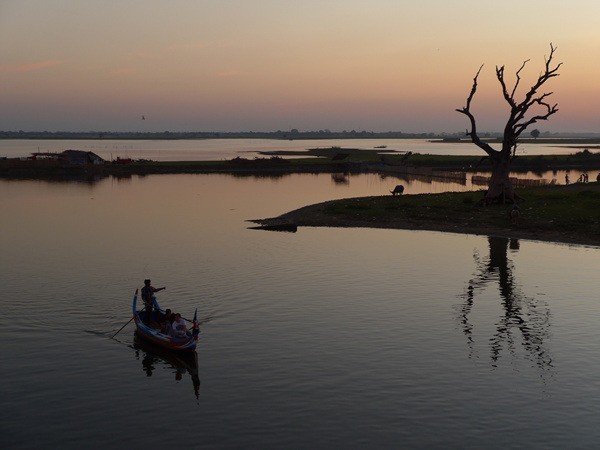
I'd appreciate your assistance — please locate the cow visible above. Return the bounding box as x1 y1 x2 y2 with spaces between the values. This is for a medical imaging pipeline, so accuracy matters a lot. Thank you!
390 185 404 196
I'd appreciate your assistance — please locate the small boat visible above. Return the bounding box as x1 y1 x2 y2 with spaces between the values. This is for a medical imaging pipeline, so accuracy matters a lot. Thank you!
132 289 200 352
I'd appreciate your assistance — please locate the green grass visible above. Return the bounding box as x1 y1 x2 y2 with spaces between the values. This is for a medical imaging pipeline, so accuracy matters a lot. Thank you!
320 184 600 239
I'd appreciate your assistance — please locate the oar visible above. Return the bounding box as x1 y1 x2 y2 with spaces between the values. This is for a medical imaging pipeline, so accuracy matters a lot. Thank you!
112 306 144 339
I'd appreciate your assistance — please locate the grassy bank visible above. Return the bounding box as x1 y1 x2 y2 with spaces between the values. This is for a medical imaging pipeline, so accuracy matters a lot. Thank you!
272 183 600 246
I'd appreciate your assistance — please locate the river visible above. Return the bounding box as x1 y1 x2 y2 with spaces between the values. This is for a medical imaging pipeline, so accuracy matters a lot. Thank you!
0 137 592 161
2 170 600 449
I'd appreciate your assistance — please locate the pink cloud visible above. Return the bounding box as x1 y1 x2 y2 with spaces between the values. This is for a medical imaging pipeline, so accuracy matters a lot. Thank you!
0 60 63 73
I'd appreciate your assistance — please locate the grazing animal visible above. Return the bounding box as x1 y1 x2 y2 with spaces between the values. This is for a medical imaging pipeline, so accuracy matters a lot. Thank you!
390 185 404 196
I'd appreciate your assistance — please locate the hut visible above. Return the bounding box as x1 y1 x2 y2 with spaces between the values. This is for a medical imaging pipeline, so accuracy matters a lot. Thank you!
60 150 105 165
30 150 105 166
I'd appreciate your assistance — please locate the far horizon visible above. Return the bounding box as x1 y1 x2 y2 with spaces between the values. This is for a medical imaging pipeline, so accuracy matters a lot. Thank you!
4 130 600 139
2 2 600 134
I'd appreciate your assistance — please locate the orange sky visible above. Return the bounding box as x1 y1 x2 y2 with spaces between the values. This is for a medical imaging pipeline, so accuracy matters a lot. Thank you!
1 1 599 133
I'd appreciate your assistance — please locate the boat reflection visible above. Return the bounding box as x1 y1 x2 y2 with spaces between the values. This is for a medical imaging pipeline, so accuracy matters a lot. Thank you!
133 333 201 400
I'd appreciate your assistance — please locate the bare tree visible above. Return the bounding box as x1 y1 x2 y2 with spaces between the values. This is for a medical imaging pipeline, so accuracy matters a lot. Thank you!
457 44 562 204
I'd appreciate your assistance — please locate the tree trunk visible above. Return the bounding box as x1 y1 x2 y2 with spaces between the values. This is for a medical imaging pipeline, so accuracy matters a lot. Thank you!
484 158 515 204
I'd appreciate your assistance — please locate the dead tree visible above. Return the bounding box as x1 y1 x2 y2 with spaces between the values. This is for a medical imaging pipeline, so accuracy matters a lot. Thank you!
457 44 561 204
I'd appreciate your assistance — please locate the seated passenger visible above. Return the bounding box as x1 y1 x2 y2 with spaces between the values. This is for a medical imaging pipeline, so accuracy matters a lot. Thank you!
171 313 188 338
159 309 173 334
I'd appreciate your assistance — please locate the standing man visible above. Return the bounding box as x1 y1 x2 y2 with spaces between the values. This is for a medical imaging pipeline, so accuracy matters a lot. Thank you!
141 279 165 324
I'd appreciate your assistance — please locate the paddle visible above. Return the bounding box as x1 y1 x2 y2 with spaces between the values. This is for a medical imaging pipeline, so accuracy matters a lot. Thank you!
111 306 144 339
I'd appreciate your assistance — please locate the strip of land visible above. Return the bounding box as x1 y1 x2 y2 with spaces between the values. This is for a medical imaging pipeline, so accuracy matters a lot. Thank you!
4 146 600 246
4 147 600 180
250 183 600 247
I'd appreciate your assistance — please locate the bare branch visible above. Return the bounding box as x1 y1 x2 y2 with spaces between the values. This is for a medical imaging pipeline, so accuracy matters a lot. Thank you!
514 100 559 137
503 44 561 145
510 59 530 99
460 65 484 111
456 65 498 157
496 65 516 108
520 43 561 108
512 91 554 125
458 44 561 174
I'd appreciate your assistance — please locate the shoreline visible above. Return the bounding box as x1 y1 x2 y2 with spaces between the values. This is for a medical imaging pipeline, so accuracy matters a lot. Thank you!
3 151 600 247
4 146 600 180
251 187 600 248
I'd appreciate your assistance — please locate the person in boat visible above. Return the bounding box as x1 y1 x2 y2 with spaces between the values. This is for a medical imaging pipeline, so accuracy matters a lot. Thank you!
141 279 165 324
159 308 174 334
171 313 188 338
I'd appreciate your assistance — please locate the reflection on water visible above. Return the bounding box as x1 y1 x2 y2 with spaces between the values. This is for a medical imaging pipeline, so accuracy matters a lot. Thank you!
133 335 200 401
458 237 553 373
4 173 600 448
7 167 597 202
331 172 349 185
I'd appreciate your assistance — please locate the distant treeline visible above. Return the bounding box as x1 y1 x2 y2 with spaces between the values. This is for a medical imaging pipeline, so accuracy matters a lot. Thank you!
0 130 454 140
2 130 600 141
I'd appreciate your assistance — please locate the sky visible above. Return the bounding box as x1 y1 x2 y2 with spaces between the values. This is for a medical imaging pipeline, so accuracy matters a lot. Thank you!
1 0 600 133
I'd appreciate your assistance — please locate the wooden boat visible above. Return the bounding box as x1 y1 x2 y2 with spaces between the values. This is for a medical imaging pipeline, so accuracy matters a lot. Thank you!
132 289 199 352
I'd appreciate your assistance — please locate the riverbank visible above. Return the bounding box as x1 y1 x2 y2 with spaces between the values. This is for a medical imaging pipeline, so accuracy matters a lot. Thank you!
3 147 600 181
251 183 600 247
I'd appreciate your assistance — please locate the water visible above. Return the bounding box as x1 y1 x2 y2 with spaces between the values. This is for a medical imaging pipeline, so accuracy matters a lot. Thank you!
2 173 600 449
1 138 596 189
0 137 592 161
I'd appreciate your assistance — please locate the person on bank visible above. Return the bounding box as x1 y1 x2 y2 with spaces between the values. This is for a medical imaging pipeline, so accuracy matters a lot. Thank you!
141 279 166 324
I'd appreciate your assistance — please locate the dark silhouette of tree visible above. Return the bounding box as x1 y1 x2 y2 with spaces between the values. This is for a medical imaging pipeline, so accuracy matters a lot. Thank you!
530 128 541 139
457 44 561 204
457 237 553 372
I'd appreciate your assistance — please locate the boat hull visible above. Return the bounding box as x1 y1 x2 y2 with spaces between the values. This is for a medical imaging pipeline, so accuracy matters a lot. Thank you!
132 290 199 352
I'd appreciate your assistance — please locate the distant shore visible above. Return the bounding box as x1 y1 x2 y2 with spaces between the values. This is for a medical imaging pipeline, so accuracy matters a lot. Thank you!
4 146 600 181
3 130 600 143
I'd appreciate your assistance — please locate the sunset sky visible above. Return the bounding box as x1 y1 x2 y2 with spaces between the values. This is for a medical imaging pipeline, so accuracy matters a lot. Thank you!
1 0 600 133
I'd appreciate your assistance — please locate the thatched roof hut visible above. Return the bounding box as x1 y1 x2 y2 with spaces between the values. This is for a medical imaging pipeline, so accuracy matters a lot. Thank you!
31 150 105 166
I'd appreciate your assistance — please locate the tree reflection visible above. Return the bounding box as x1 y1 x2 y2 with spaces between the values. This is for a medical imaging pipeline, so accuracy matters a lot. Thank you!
134 336 201 400
458 237 553 372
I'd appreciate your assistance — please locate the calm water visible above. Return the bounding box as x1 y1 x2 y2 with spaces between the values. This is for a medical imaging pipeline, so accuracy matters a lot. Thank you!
0 137 591 161
1 138 595 188
2 172 600 449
